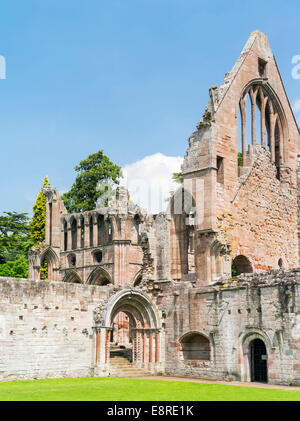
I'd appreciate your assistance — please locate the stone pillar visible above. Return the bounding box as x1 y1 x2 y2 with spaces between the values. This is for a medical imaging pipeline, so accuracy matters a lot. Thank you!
143 330 147 364
149 331 153 363
113 240 130 285
240 99 247 165
67 221 72 251
77 218 82 249
155 331 159 363
195 230 217 285
250 87 257 145
96 327 101 364
84 215 90 248
259 89 267 146
93 214 98 247
269 102 276 163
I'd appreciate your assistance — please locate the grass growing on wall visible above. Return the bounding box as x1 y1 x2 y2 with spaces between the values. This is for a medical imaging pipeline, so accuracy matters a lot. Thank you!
0 377 299 401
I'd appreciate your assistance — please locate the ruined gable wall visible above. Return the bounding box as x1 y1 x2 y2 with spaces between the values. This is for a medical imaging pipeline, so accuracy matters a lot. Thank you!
0 277 113 381
217 147 298 270
214 32 299 213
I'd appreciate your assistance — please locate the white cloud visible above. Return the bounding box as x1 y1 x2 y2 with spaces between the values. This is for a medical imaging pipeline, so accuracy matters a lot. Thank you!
293 100 300 125
121 153 183 214
293 100 300 113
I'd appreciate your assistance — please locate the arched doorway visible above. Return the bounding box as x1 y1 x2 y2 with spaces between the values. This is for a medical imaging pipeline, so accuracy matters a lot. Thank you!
96 289 162 375
250 339 268 382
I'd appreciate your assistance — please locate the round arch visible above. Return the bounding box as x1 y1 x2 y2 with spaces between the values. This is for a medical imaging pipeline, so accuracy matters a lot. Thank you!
232 255 253 276
99 289 162 373
179 331 211 361
103 289 161 329
237 329 272 383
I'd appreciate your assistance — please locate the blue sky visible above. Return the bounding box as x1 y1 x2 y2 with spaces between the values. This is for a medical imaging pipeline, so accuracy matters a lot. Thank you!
0 0 299 215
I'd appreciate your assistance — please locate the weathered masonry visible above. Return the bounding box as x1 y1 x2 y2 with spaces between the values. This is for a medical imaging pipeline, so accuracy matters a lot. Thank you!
1 30 300 385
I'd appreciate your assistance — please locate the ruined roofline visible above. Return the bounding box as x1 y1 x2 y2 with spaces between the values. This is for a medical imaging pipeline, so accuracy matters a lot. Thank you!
216 30 262 110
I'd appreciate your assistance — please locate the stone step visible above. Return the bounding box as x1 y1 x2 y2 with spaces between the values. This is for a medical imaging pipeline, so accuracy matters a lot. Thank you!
110 357 150 378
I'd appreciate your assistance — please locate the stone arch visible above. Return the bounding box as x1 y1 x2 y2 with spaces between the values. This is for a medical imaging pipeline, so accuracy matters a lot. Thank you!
133 269 143 287
40 247 59 281
232 255 253 276
237 328 272 383
179 331 211 361
67 253 76 268
87 267 112 286
62 270 82 284
99 289 162 373
238 79 288 176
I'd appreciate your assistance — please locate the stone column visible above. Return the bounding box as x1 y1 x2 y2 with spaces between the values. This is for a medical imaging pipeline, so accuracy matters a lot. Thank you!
143 330 147 365
269 106 276 163
250 87 258 145
240 99 247 165
77 218 82 249
149 331 153 363
259 89 267 146
96 327 101 364
67 221 72 251
155 331 159 363
84 214 90 248
93 214 98 247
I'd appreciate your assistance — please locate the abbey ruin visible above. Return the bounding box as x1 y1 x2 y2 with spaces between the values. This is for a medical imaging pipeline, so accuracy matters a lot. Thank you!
1 30 300 385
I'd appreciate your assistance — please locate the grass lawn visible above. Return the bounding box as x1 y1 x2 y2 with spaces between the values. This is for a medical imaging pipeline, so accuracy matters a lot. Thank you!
0 377 300 401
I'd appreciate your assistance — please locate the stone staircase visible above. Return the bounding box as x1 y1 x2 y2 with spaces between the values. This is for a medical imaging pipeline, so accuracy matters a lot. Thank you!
109 348 150 378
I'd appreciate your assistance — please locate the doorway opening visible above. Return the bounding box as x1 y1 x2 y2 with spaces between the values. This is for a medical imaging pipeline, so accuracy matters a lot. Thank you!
250 338 268 382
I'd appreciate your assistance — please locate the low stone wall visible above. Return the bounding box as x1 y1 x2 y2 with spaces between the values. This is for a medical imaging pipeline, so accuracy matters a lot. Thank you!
1 270 300 385
0 277 113 381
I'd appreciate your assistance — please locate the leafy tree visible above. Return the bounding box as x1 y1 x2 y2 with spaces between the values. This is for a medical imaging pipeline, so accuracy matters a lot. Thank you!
0 256 28 278
61 150 121 213
238 152 243 167
40 258 48 280
0 212 32 265
29 176 49 245
172 172 183 184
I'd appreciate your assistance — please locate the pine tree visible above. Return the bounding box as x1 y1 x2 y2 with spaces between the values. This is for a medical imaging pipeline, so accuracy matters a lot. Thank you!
29 176 49 245
30 177 49 280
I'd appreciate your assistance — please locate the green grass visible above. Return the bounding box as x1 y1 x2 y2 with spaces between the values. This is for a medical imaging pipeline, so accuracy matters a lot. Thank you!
0 377 300 401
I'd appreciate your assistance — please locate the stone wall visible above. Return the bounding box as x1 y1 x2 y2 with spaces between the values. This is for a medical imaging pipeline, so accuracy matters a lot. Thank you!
0 277 113 381
158 269 300 385
218 145 298 271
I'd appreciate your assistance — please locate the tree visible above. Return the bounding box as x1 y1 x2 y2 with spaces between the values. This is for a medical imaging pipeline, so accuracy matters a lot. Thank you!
172 172 183 184
238 152 243 167
0 211 32 264
61 150 121 213
29 176 49 245
0 256 28 278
